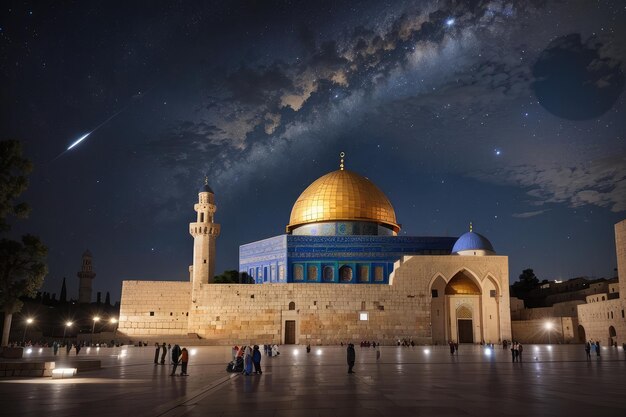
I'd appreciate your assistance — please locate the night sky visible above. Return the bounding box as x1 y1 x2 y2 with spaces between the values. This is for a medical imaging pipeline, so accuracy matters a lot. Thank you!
2 1 625 303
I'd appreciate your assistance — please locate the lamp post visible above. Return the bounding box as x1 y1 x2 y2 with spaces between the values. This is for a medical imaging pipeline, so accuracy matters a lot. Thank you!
22 318 34 343
545 322 553 344
110 318 118 342
63 321 73 339
91 316 100 343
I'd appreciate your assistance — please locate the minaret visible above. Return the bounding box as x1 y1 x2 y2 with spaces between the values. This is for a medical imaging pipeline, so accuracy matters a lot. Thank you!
189 178 220 304
77 250 96 304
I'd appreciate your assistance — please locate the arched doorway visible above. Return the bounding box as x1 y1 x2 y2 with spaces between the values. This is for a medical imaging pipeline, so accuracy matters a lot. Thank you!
578 325 587 343
456 305 474 343
445 271 481 343
609 326 617 346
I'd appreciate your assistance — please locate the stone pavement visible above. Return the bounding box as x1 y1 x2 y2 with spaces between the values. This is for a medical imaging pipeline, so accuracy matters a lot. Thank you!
0 344 625 417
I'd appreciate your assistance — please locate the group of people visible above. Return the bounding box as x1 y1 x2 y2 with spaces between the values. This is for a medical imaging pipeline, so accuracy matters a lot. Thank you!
153 342 189 376
448 341 459 355
232 345 263 375
585 340 602 359
510 342 524 362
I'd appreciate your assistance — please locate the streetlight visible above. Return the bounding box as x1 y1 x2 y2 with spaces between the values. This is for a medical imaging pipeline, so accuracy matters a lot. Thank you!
92 316 100 334
22 318 34 343
63 321 73 339
545 322 554 344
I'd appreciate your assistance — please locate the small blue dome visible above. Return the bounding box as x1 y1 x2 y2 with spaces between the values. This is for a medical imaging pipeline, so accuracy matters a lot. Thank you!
200 183 214 194
452 231 495 254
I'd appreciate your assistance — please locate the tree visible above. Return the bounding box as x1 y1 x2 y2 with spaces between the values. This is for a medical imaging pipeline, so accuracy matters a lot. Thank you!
0 140 47 346
213 270 253 284
511 268 539 298
0 235 48 345
0 140 32 232
60 277 67 303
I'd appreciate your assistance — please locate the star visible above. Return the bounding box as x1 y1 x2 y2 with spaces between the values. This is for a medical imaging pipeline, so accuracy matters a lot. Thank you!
494 149 502 156
445 18 455 27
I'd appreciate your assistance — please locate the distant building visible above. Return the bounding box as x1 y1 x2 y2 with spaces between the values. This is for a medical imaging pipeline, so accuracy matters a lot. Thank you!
77 250 95 304
577 220 626 346
510 220 625 345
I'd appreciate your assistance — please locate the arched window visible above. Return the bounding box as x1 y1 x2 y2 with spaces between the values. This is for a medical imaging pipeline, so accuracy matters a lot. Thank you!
323 266 334 282
307 265 318 281
358 265 369 282
339 265 353 282
293 264 304 281
374 266 384 282
288 301 295 310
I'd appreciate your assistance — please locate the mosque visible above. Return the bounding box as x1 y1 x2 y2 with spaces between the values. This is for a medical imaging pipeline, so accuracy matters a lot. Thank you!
118 155 512 345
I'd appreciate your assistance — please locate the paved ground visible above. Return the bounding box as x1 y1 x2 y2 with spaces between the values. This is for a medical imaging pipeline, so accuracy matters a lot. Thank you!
1 344 625 417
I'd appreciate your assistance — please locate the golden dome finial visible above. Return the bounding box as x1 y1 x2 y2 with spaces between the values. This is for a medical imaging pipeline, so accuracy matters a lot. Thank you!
469 221 473 233
340 152 345 170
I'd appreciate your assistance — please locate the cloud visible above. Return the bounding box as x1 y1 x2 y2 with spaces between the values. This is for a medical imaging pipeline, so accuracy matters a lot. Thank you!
512 209 549 218
482 155 626 213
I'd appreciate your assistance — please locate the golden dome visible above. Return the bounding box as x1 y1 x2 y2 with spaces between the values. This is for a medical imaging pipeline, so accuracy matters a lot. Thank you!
287 169 400 233
445 272 481 295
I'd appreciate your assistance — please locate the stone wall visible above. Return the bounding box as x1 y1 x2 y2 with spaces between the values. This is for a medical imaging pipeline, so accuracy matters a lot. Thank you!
577 299 625 345
118 255 511 345
511 317 579 344
617 220 626 297
118 281 191 337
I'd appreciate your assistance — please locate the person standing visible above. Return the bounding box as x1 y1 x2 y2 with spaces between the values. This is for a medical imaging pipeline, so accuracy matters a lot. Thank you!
595 340 601 357
252 345 262 374
376 344 381 361
75 344 81 355
53 341 59 355
449 341 455 355
232 345 239 361
585 341 591 360
160 343 167 365
154 343 161 365
66 342 71 355
170 344 181 376
180 348 189 376
518 343 524 362
347 343 356 373
511 342 517 362
244 345 253 376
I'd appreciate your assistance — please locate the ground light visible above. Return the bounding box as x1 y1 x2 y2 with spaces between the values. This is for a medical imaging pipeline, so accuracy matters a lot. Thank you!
52 368 77 379
545 321 554 344
316 349 322 355
423 349 430 354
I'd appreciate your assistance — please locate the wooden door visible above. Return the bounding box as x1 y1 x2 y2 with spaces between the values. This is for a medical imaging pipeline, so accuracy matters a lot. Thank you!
285 320 296 344
458 319 473 343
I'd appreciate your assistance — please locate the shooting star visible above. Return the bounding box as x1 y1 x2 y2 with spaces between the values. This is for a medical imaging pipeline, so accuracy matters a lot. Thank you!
62 89 153 154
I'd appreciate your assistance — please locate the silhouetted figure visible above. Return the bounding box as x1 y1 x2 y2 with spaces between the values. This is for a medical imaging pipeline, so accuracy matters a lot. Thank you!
595 341 601 357
160 342 167 364
180 347 189 376
170 344 181 376
75 344 81 355
306 344 311 353
585 342 591 360
154 343 161 364
347 343 356 373
252 345 262 374
53 341 59 355
66 343 71 355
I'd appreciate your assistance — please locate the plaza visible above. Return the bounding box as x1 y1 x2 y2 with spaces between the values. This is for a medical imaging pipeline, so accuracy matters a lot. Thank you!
1 344 625 417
